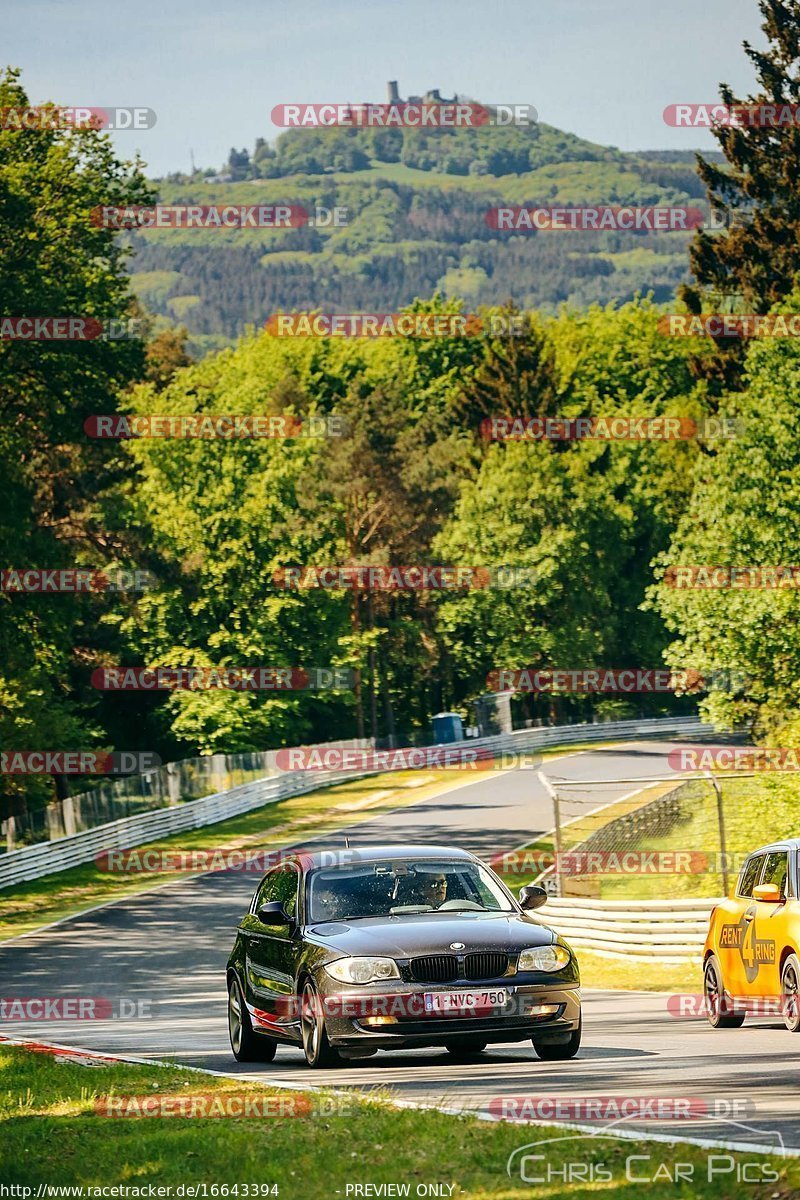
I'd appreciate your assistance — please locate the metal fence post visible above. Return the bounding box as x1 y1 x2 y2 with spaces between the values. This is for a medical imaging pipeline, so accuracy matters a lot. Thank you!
537 770 562 897
705 770 730 897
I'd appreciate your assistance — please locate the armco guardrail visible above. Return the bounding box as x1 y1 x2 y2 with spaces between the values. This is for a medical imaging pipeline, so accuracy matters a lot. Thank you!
541 896 719 961
1 741 371 851
0 763 370 890
0 714 709 890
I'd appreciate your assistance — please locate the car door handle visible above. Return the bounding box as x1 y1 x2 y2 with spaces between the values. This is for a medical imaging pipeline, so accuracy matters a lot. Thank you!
743 913 755 922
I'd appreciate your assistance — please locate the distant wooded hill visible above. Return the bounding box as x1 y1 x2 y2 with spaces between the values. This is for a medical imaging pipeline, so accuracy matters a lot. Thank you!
129 122 723 353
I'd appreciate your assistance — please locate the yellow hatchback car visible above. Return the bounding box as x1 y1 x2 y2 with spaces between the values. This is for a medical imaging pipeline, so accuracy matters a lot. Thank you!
703 839 800 1032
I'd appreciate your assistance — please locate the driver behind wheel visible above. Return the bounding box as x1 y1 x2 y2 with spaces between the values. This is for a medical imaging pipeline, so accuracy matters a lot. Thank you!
414 870 449 908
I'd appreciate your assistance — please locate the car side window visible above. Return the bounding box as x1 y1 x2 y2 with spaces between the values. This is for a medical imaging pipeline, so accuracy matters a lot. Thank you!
253 871 280 911
738 855 765 898
253 867 298 917
274 867 298 918
761 852 788 897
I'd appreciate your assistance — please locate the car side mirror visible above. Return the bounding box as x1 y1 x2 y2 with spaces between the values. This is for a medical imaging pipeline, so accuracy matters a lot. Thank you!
257 900 293 925
519 885 548 911
753 883 782 903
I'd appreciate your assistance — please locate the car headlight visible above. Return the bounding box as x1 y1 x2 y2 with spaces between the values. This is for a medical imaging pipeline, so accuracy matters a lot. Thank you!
324 957 400 984
517 945 571 973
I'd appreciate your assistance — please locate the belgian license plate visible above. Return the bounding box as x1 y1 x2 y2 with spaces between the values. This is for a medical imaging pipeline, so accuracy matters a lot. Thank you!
423 989 508 1014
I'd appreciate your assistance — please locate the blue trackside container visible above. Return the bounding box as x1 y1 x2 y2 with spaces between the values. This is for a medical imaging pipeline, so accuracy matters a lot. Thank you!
432 712 464 744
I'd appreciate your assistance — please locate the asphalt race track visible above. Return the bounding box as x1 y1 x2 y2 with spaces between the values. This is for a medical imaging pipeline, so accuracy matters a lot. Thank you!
2 740 798 1155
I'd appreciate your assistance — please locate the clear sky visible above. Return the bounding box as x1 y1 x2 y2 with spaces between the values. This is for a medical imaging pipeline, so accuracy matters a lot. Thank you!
5 0 764 177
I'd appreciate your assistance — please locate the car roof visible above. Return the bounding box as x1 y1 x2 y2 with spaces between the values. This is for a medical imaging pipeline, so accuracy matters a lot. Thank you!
745 839 800 856
290 845 478 870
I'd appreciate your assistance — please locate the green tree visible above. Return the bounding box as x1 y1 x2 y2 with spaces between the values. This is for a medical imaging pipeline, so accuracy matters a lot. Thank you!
0 67 154 817
436 299 707 720
682 1 800 384
434 437 632 722
144 326 193 390
455 306 560 428
649 302 800 733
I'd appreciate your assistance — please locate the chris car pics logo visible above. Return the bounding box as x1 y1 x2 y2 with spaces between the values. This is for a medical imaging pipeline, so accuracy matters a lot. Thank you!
506 1120 783 1186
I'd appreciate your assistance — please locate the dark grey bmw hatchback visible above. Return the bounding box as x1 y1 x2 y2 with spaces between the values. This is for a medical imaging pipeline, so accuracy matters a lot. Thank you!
226 844 581 1068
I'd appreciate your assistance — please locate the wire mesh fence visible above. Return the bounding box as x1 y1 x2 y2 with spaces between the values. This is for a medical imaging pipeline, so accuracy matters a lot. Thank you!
538 770 800 900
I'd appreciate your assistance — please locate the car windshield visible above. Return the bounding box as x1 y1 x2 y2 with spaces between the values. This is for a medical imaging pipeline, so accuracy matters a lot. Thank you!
306 858 514 922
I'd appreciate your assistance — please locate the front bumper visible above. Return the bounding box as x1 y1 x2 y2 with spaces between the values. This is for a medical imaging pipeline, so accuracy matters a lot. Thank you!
318 981 581 1049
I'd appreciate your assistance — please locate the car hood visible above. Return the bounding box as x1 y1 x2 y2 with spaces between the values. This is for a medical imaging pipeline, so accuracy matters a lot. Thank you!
305 910 555 957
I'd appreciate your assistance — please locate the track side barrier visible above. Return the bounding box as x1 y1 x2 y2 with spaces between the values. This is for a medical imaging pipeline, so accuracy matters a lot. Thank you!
540 896 718 961
0 716 709 889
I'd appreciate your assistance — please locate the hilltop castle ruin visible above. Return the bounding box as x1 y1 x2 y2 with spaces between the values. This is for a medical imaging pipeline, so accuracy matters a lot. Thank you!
387 82 458 105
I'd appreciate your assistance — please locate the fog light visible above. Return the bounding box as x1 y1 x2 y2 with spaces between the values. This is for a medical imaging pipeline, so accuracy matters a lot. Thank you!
527 1003 560 1016
361 1016 398 1026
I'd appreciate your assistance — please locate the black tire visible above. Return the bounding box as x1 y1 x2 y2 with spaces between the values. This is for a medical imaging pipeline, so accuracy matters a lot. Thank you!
444 1038 488 1060
704 955 745 1029
780 954 800 1032
300 980 341 1068
533 1017 581 1061
228 976 277 1063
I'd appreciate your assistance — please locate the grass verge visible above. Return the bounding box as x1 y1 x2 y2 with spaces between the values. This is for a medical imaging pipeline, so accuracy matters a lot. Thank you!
577 950 698 994
0 1044 795 1197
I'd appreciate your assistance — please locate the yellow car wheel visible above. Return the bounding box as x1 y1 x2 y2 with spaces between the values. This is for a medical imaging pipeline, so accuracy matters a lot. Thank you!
780 954 800 1032
703 955 745 1029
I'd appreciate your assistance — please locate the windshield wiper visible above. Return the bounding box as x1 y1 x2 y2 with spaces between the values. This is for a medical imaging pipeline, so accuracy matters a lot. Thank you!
316 913 373 922
433 905 488 912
